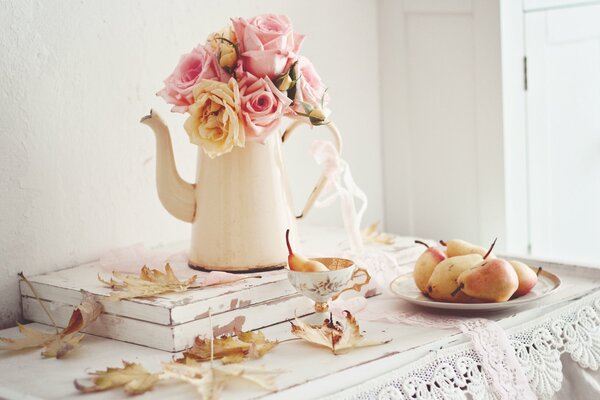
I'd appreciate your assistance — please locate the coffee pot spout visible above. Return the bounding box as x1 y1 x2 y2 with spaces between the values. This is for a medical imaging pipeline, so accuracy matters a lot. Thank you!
140 109 195 223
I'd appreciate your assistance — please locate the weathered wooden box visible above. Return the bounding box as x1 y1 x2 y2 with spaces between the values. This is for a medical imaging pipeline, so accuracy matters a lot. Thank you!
20 228 424 352
20 263 309 352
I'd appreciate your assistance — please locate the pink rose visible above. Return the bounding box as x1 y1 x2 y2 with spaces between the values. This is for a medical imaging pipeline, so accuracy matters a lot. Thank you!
232 14 304 79
292 56 328 113
238 72 292 142
157 45 225 113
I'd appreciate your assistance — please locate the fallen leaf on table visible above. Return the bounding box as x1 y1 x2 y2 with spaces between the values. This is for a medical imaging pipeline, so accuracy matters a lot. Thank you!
75 307 281 398
290 311 387 354
215 363 281 391
0 287 102 359
74 361 160 395
183 330 277 364
362 222 395 245
162 357 281 400
99 264 257 301
0 323 60 351
236 330 278 361
43 333 85 358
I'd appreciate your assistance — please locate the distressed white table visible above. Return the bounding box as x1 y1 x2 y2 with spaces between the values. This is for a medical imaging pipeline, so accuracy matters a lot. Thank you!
2 228 600 399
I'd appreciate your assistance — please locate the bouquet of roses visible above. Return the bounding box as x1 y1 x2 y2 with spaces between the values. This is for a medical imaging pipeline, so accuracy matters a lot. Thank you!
157 14 330 158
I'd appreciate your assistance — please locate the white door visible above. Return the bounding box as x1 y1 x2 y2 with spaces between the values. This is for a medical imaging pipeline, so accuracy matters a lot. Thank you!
525 2 600 264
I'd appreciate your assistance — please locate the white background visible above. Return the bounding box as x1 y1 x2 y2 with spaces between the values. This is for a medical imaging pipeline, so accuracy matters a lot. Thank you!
0 0 383 328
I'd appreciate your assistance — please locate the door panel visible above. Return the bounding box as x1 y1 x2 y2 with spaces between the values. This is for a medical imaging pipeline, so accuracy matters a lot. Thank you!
526 4 600 263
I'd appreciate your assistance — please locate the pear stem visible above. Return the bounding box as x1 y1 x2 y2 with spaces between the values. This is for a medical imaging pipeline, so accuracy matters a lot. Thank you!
285 229 293 255
451 283 464 297
439 240 447 247
483 238 497 260
414 240 430 249
536 267 543 276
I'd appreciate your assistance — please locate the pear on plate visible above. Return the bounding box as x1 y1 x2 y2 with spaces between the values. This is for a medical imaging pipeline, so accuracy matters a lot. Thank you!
413 240 447 294
510 260 539 297
286 229 328 272
441 239 496 259
457 259 519 302
426 254 483 302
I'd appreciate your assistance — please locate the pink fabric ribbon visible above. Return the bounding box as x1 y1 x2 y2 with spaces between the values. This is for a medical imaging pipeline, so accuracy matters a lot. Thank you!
310 139 368 253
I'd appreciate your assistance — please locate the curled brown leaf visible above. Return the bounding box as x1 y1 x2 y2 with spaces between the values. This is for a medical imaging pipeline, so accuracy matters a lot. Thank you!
63 290 103 335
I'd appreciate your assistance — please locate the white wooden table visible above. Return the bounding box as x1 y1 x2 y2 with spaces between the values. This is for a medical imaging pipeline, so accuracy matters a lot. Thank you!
2 229 600 399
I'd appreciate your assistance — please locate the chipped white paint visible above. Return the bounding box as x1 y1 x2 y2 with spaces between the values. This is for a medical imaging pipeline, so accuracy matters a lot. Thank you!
4 255 600 399
20 229 421 351
22 293 313 352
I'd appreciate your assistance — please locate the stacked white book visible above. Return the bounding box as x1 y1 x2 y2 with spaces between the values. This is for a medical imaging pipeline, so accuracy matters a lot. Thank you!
20 227 424 352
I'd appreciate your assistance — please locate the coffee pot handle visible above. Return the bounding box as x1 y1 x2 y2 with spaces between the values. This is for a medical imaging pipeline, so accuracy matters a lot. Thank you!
282 120 342 219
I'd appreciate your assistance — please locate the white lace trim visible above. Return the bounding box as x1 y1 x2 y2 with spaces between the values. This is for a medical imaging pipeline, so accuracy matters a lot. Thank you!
325 292 600 400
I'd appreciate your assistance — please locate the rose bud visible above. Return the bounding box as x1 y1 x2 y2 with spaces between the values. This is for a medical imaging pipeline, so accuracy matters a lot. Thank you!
219 45 237 69
276 74 294 91
308 108 327 126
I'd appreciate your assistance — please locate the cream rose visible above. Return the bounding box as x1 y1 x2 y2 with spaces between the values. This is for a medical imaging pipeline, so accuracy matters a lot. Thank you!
184 78 245 158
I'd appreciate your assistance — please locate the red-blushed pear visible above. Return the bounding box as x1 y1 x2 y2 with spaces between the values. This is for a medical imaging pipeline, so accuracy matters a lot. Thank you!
413 240 447 294
440 239 496 259
510 261 539 297
426 254 483 302
457 258 519 302
285 229 328 272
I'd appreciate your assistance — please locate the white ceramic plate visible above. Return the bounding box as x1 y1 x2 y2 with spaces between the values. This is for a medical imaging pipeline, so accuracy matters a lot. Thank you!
389 269 561 310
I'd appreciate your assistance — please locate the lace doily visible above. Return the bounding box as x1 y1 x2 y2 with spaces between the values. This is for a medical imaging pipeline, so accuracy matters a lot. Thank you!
326 292 600 400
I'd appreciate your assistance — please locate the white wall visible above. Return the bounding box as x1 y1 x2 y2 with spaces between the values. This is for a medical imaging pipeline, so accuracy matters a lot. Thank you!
0 0 383 328
379 0 509 250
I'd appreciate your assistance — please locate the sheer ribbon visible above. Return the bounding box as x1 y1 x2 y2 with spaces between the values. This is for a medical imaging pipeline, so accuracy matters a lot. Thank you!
310 139 368 253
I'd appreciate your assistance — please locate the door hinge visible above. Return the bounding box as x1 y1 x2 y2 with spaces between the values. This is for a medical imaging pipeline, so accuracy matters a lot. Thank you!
523 56 528 91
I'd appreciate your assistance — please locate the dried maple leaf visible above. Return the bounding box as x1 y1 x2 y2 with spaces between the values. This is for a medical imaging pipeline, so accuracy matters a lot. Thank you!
75 308 280 398
74 361 160 395
184 336 248 363
216 363 280 391
236 330 278 361
362 222 395 245
0 323 59 351
162 357 281 400
0 289 102 359
99 264 256 301
0 323 86 359
291 311 387 354
183 330 277 364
